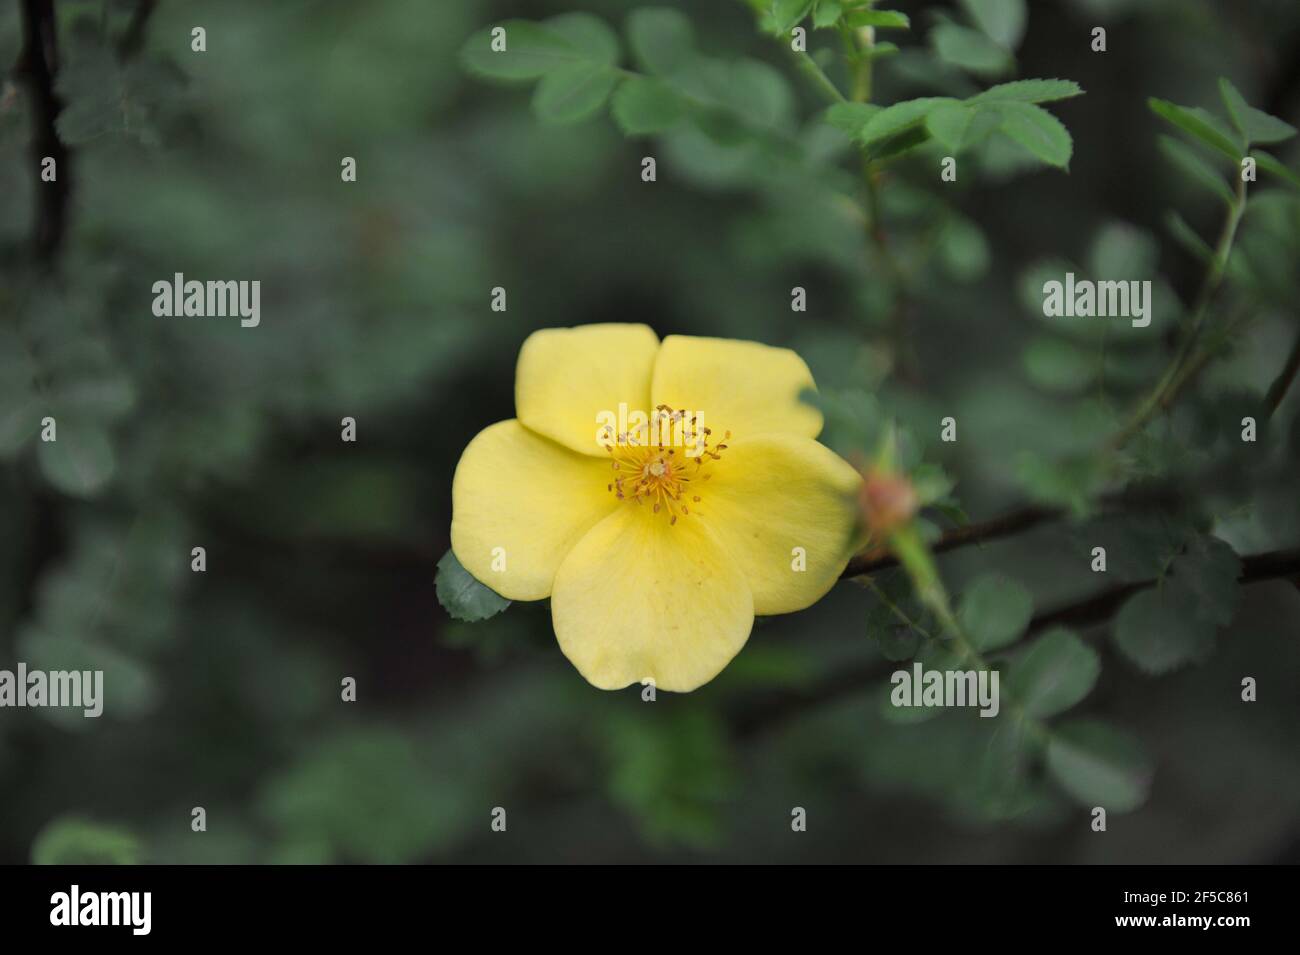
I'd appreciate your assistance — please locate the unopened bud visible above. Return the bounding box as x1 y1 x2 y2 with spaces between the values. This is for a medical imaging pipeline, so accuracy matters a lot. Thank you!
859 468 918 537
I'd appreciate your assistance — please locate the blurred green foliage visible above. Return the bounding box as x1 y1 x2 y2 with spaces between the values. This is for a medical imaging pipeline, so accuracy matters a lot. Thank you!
3 0 1300 863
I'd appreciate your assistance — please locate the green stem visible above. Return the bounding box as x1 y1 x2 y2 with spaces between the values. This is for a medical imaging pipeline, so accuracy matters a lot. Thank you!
842 27 917 379
792 51 845 104
867 576 1049 743
1110 174 1248 448
847 25 872 104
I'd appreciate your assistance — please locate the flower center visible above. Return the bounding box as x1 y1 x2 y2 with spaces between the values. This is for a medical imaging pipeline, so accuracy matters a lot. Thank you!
600 405 729 525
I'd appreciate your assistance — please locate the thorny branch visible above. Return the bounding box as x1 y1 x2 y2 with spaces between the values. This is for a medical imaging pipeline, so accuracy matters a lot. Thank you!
841 505 1062 579
1264 331 1300 419
14 0 68 264
10 0 157 264
738 545 1300 738
1108 174 1249 449
836 154 1266 631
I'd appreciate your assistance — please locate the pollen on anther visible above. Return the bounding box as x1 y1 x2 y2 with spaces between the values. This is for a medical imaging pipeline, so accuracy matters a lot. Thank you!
604 413 730 525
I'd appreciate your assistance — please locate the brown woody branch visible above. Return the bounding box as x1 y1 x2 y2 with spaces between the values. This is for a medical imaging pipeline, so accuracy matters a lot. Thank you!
1029 545 1300 633
14 0 68 263
840 505 1063 579
738 545 1300 738
1264 333 1300 419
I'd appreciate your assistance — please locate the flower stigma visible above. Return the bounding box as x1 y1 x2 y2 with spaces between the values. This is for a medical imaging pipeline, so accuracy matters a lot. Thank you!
601 405 730 525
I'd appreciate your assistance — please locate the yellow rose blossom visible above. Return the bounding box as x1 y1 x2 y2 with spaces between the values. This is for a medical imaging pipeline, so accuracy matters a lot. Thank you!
450 323 863 692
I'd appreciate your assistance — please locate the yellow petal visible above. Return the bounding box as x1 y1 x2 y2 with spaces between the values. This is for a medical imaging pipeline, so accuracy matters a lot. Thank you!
551 505 754 692
451 420 616 601
516 323 660 456
650 335 823 441
700 433 862 615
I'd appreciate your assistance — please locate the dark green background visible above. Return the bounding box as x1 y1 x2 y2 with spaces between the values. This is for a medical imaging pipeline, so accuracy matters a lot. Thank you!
1 0 1298 863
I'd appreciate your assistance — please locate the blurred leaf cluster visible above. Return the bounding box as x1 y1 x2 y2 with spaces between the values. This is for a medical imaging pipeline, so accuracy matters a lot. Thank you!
3 0 1300 863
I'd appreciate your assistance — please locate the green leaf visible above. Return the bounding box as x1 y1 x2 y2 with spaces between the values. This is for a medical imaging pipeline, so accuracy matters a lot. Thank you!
931 23 1013 77
865 568 923 629
959 0 1027 49
968 718 1041 821
1165 210 1214 261
459 20 593 81
258 727 460 863
925 102 976 151
937 215 991 281
725 60 795 129
1089 221 1158 280
38 425 116 497
18 620 159 720
971 78 1084 104
1158 135 1234 204
53 372 137 422
880 644 965 724
958 574 1033 651
846 10 911 30
1016 451 1106 515
627 7 694 76
1254 150 1300 190
856 97 955 146
1023 335 1095 392
603 708 733 849
769 0 815 34
533 61 619 124
996 102 1073 168
867 125 931 162
435 550 511 623
0 341 38 454
1046 720 1152 812
1113 586 1216 674
32 816 142 865
611 76 686 135
54 25 180 147
1077 513 1198 583
530 12 622 124
812 1 843 29
911 464 958 506
1219 78 1297 145
1148 97 1243 161
545 12 620 64
0 398 38 456
673 58 793 135
1167 535 1241 626
460 14 618 122
824 101 879 135
1008 627 1099 718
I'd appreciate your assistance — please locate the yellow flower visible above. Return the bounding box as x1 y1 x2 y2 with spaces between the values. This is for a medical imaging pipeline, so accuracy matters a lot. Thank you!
450 323 863 692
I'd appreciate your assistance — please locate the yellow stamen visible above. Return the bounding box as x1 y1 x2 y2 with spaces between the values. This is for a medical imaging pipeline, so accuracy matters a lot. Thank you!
599 406 729 525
